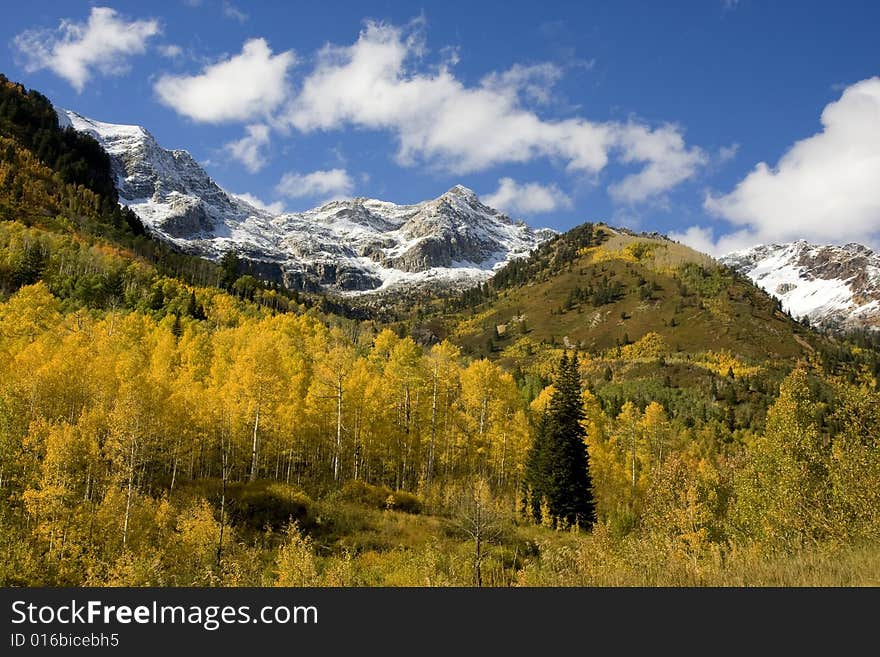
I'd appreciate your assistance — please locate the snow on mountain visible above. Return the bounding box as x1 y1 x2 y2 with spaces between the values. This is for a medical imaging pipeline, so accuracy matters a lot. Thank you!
60 109 552 294
720 241 880 330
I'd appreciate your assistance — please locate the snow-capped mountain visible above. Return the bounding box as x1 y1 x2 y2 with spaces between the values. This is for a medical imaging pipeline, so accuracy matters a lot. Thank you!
720 241 880 330
59 109 553 294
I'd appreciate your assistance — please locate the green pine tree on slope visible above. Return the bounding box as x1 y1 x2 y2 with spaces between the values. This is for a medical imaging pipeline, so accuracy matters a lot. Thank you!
525 352 595 528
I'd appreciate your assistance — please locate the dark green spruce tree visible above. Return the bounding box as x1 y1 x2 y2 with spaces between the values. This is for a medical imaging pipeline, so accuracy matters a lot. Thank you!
524 352 595 528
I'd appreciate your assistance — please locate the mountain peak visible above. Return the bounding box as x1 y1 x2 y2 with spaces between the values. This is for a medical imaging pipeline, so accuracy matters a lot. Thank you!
59 108 150 142
61 109 551 295
435 185 485 212
721 240 880 330
443 184 479 199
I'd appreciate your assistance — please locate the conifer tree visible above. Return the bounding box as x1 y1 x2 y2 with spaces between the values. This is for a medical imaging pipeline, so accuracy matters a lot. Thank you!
523 352 594 527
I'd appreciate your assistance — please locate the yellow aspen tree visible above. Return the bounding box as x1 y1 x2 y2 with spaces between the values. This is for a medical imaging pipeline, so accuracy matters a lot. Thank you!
225 325 286 483
460 359 504 473
343 357 378 482
828 382 880 541
582 389 628 524
0 281 61 345
616 401 645 505
731 368 829 551
529 384 556 416
384 337 425 489
424 340 461 485
171 499 224 585
369 328 399 366
639 401 671 482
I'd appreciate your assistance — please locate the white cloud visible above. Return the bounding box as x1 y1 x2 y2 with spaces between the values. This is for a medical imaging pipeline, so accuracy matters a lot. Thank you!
13 7 160 92
158 44 183 59
224 124 271 172
668 226 715 254
702 77 880 251
609 122 708 204
282 22 704 200
234 192 284 215
222 1 248 23
669 225 760 257
480 63 563 105
154 38 295 123
718 143 740 163
483 177 572 216
276 169 354 201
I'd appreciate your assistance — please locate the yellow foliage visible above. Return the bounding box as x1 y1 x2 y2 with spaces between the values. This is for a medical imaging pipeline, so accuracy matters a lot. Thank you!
618 332 668 360
530 385 555 415
499 336 540 361
694 350 762 378
274 523 320 586
453 308 498 338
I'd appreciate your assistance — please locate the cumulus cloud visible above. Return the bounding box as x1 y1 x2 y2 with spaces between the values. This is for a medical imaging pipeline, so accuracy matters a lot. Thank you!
13 7 160 92
276 169 354 202
224 124 271 172
282 22 704 201
670 226 759 257
483 177 572 216
609 123 708 204
154 38 295 123
699 77 880 252
234 192 284 215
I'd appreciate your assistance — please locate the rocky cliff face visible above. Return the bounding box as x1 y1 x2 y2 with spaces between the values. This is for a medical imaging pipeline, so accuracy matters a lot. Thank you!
721 240 880 330
60 109 552 294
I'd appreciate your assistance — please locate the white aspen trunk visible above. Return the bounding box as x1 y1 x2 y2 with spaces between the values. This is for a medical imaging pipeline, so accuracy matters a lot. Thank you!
412 388 421 484
631 427 637 491
122 434 136 550
352 409 361 481
402 385 411 488
428 363 438 484
444 390 453 479
249 404 261 483
217 437 228 570
169 437 180 494
334 375 343 481
83 464 91 502
189 441 196 480
499 432 507 487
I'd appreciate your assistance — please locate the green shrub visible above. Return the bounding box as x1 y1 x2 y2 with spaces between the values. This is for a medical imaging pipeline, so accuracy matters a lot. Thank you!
337 480 391 507
227 482 314 532
385 490 422 514
337 480 422 514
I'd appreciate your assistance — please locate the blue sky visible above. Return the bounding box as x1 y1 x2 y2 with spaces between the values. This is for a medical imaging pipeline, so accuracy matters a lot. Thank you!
2 1 879 254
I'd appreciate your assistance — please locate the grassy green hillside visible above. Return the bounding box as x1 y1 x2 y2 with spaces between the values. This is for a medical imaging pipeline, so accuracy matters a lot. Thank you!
448 226 808 362
408 224 852 433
